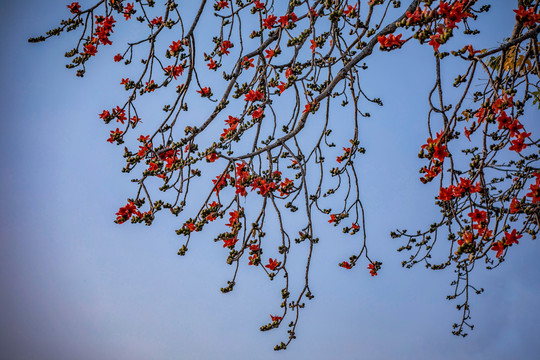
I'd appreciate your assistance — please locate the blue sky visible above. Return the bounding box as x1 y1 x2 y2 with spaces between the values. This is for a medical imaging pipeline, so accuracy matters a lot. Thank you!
1 1 539 359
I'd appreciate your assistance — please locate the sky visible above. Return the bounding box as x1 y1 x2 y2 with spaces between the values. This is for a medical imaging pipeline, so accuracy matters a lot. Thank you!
1 1 539 359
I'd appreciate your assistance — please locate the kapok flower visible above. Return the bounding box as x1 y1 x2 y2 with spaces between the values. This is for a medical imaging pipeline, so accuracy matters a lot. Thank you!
504 229 522 246
377 34 406 50
367 263 378 276
215 0 229 10
67 2 81 14
197 87 211 97
265 258 280 270
491 241 505 258
262 14 277 29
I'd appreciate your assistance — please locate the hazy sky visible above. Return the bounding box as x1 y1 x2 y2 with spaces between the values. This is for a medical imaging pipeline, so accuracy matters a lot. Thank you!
1 1 539 359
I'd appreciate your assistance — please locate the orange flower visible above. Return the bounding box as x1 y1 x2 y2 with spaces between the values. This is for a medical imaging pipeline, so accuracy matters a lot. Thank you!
265 258 280 270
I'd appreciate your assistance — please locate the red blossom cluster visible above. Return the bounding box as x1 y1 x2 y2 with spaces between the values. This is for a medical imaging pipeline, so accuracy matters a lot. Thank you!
107 128 123 143
220 40 233 55
164 65 184 80
336 147 351 164
94 15 116 46
527 173 540 203
438 0 471 29
514 6 540 27
221 116 240 139
377 33 406 50
262 14 277 29
244 89 264 102
123 3 134 20
278 12 297 27
343 4 357 18
67 2 81 14
420 131 448 162
215 0 229 11
437 178 482 201
115 201 141 224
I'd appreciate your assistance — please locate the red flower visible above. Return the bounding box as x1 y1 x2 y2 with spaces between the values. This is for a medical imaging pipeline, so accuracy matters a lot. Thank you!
367 263 378 276
527 176 540 203
248 254 258 265
242 56 254 69
150 16 162 26
165 157 176 170
270 315 282 322
67 2 81 14
169 40 182 55
107 128 123 143
262 14 277 29
406 7 422 24
216 0 229 10
509 137 526 153
185 222 196 232
303 103 312 113
220 40 233 55
285 68 293 78
249 244 260 252
252 107 264 119
514 6 540 27
265 48 275 59
207 59 217 70
509 197 520 213
130 116 140 125
252 0 265 10
340 261 352 269
497 111 513 130
468 209 487 223
310 40 317 53
432 144 449 162
377 34 405 50
138 135 150 142
265 258 280 271
507 120 524 137
279 178 293 196
223 237 238 248
504 229 522 246
84 43 98 56
277 81 287 94
491 241 505 258
124 3 135 20
99 110 110 120
438 187 453 201
429 33 442 52
120 78 129 85
164 65 183 79
226 210 240 227
328 214 336 223
244 89 264 102
115 201 140 224
197 87 211 97
458 231 474 247
343 4 357 17
148 162 160 172
206 152 219 162
114 54 123 62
